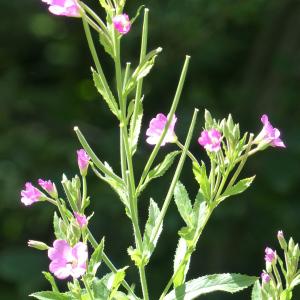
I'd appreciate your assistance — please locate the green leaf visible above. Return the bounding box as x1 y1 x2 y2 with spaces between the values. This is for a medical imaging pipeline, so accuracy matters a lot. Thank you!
221 176 255 201
42 272 59 292
192 162 211 202
127 247 144 267
92 69 119 118
30 291 71 300
139 151 180 194
251 280 262 300
99 33 114 59
173 238 191 288
165 273 258 300
174 181 194 228
88 238 105 276
193 193 208 232
130 5 145 24
93 275 110 299
143 198 162 262
53 212 67 240
129 97 143 155
108 267 128 297
91 162 128 208
124 48 162 96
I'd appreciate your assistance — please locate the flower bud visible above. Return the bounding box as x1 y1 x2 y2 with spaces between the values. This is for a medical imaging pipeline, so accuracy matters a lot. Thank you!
113 14 131 35
74 212 88 228
38 179 58 199
265 247 276 263
288 238 295 253
261 271 271 284
293 244 299 258
28 240 49 250
77 149 90 176
277 230 287 250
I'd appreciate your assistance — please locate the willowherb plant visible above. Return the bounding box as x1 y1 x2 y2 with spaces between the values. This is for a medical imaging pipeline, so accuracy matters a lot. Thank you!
21 0 295 299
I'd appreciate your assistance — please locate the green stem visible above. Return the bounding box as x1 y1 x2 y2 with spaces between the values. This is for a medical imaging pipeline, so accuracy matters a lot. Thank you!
151 109 199 245
130 9 149 140
82 276 94 300
81 175 87 211
81 14 115 115
137 56 191 191
159 204 214 299
175 140 198 164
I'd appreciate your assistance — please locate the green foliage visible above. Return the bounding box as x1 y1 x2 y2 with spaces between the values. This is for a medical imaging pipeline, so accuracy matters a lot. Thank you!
30 291 71 300
165 273 258 300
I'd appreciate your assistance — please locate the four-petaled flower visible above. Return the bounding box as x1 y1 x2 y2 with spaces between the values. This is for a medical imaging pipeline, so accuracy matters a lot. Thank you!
21 182 42 206
146 113 177 146
261 271 271 283
48 239 88 279
38 179 57 198
264 247 276 263
77 149 90 176
198 129 222 152
74 212 88 228
256 114 286 148
41 0 81 17
113 14 131 35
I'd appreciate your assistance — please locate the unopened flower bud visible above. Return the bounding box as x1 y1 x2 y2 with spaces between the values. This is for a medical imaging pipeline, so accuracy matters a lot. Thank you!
261 271 271 284
277 230 287 250
38 179 58 199
113 14 131 35
77 149 90 176
74 212 88 228
265 247 276 263
288 238 295 253
28 240 49 250
293 244 299 258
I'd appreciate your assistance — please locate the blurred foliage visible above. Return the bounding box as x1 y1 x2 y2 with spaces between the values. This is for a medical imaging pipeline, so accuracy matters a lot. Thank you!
1 0 300 299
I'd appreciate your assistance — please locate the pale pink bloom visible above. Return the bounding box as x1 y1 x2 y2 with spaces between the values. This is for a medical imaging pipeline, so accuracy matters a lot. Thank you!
198 129 222 152
264 247 276 263
41 0 81 17
21 182 42 206
77 149 90 175
74 212 88 228
257 114 286 148
261 271 271 283
38 179 57 198
113 14 131 34
48 239 88 279
146 113 177 146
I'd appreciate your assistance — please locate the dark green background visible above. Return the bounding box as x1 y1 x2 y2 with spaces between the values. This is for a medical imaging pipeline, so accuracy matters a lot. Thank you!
1 0 300 299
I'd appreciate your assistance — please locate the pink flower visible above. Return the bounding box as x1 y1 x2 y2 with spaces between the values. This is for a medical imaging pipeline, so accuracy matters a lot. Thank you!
41 0 81 17
77 149 90 176
264 247 276 263
146 113 177 146
113 14 131 34
38 179 57 198
257 114 286 148
48 239 88 279
198 129 222 152
21 182 42 206
261 271 271 283
74 212 88 228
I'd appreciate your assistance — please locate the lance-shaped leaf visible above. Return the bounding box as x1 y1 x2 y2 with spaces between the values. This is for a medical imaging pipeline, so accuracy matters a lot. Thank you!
138 151 180 195
164 273 258 300
42 272 59 293
88 238 105 277
129 97 143 155
219 176 255 202
53 212 67 240
143 198 162 262
92 69 119 118
192 162 210 202
99 32 114 59
251 280 262 300
91 162 128 209
30 291 71 300
173 238 191 288
174 181 194 228
124 47 162 96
